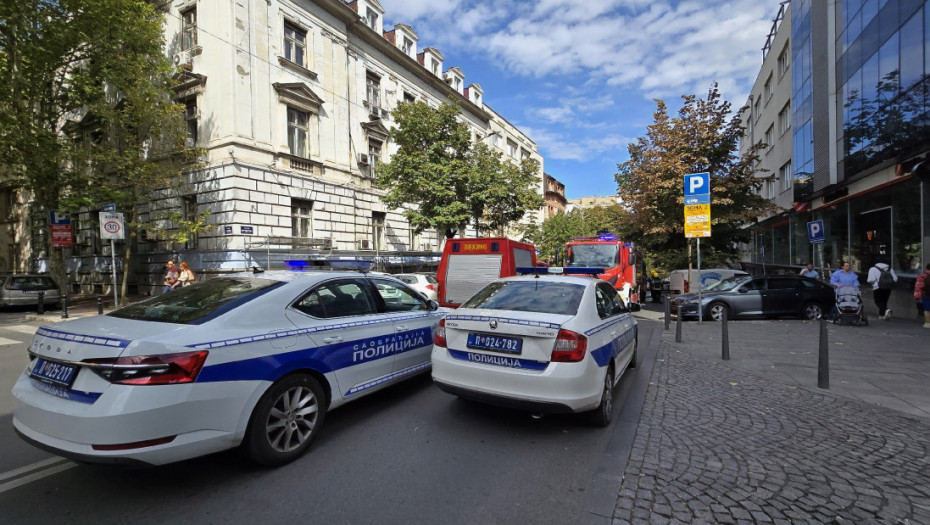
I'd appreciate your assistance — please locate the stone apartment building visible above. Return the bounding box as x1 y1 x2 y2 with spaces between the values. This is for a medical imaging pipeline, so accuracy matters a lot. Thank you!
5 0 545 295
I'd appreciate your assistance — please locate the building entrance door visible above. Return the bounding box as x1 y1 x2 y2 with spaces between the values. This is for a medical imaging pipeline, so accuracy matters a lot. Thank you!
855 206 892 269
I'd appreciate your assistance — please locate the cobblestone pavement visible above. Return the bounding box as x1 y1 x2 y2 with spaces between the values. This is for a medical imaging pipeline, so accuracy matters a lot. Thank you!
613 344 930 524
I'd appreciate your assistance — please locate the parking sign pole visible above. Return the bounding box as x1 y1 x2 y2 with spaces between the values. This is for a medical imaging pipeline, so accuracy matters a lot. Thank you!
697 238 702 324
111 238 119 308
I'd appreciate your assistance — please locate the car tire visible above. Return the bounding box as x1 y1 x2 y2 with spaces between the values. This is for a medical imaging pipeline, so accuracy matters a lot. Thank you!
243 374 326 467
588 365 615 428
802 302 824 320
708 302 730 322
629 335 638 369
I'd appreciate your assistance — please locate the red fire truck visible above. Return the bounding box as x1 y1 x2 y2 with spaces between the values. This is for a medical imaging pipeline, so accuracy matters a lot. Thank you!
436 237 537 307
563 234 641 305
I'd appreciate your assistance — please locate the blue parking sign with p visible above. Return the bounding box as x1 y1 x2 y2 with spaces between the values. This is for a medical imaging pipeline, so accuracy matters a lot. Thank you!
684 172 710 196
807 220 825 244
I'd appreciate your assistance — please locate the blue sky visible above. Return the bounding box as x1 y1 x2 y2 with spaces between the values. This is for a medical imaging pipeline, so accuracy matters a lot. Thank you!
381 0 785 200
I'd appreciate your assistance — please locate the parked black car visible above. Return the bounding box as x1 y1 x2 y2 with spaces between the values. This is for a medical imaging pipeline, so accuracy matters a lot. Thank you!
670 275 834 321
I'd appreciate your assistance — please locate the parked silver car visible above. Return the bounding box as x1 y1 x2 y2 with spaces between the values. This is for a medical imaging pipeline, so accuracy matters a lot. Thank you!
394 273 438 301
0 274 62 308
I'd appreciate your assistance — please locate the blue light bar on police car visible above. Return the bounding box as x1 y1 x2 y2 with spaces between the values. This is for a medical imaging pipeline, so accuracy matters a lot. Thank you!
285 259 374 271
516 267 605 276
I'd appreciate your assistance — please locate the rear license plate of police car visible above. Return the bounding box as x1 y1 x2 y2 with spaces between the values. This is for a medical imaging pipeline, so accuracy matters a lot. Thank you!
30 358 78 388
467 333 522 354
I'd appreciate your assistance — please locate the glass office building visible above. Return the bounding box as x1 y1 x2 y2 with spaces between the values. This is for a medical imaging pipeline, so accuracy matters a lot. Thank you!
748 0 930 316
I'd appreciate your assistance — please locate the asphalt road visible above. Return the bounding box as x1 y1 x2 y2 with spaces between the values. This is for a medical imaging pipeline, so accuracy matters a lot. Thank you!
0 316 658 524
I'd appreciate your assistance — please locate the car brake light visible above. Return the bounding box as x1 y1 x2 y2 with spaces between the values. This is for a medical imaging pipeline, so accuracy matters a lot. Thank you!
433 318 447 348
684 279 689 293
84 350 208 385
551 329 587 362
92 435 176 451
426 284 435 291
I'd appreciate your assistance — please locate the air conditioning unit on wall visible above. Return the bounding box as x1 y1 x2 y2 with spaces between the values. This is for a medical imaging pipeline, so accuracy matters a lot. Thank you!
358 239 370 250
357 153 369 165
174 50 191 67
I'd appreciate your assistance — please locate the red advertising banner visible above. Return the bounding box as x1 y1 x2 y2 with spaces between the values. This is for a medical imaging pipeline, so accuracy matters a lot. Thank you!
51 224 73 247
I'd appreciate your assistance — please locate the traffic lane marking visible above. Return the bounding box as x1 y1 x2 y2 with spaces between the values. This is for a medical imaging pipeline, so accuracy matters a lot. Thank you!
0 457 77 494
0 337 22 346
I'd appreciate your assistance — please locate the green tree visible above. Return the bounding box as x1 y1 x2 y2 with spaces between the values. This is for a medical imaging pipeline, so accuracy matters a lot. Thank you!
467 142 543 236
376 101 543 238
614 84 775 270
0 0 201 292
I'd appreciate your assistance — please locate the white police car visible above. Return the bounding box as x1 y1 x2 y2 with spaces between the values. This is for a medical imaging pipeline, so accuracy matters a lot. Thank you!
13 270 444 466
431 268 638 426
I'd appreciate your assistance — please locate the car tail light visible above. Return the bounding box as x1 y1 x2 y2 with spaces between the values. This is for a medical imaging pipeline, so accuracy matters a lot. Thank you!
84 350 208 385
92 435 176 451
683 279 689 293
433 318 447 348
551 329 587 362
426 284 436 291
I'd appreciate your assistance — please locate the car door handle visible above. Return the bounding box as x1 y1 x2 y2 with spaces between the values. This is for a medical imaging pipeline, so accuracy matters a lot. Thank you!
395 324 408 331
322 336 343 344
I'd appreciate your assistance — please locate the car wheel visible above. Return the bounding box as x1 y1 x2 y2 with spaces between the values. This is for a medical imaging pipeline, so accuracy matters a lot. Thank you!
243 374 326 467
629 335 638 369
708 302 730 322
802 302 823 320
588 365 615 428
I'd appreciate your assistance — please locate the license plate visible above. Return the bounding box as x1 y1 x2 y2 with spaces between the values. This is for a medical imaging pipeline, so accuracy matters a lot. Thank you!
30 358 78 388
467 333 522 354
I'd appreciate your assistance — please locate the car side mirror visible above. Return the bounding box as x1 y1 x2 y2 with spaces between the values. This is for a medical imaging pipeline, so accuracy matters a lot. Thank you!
738 287 749 293
629 302 641 312
427 299 440 311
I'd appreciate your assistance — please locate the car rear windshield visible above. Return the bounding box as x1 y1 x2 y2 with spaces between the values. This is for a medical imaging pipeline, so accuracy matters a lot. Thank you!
461 281 584 315
108 277 283 324
8 276 58 290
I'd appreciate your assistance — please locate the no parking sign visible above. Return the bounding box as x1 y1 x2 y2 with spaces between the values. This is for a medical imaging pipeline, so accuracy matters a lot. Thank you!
99 212 125 240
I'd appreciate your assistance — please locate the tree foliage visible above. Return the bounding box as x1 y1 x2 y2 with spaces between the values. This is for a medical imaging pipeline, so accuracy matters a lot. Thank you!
614 84 776 271
375 101 542 238
523 204 633 263
0 0 203 290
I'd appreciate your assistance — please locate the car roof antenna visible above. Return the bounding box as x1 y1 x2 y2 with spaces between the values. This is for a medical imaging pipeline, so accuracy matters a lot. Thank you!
252 266 264 274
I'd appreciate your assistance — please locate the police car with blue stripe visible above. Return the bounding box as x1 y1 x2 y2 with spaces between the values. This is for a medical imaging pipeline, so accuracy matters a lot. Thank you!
13 268 444 466
431 267 638 426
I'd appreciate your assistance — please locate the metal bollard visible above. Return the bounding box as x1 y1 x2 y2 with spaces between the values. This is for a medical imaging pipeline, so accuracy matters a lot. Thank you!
97 297 104 315
61 294 69 319
675 307 682 343
721 308 730 360
664 296 671 331
37 291 45 315
818 318 829 389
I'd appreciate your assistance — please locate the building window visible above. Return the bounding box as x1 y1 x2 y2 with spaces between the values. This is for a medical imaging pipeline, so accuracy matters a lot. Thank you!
181 8 197 51
780 161 792 191
492 134 500 147
778 102 791 135
777 44 790 77
403 92 416 104
372 211 385 251
0 189 16 220
366 71 381 109
507 140 517 158
287 107 309 157
753 99 761 122
284 22 307 67
453 77 461 91
767 178 776 198
402 37 413 56
366 9 378 31
368 139 382 177
292 199 313 238
764 74 773 101
431 60 439 75
183 97 198 147
764 125 774 149
182 195 198 250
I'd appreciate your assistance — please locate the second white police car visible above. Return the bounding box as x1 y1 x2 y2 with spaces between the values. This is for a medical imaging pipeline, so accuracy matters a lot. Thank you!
13 269 444 467
431 267 638 426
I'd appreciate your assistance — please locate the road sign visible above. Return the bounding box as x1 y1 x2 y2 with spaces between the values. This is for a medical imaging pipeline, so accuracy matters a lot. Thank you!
685 204 711 238
684 172 710 197
99 212 125 240
101 204 116 212
807 220 825 244
684 194 710 205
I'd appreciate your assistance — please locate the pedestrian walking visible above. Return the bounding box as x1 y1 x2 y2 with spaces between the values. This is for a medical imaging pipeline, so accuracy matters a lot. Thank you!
163 259 180 293
178 262 196 287
829 261 859 288
799 262 819 279
914 263 930 328
866 261 897 319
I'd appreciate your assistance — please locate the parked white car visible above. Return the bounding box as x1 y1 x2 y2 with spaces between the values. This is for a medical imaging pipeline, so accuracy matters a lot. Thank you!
431 270 637 426
13 270 444 466
394 273 438 301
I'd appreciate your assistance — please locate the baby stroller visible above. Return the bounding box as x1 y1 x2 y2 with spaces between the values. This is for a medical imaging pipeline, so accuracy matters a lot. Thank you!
833 285 868 326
